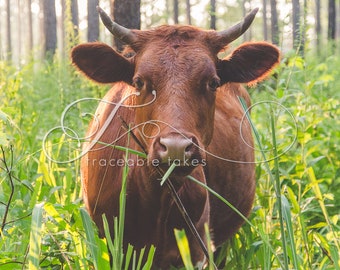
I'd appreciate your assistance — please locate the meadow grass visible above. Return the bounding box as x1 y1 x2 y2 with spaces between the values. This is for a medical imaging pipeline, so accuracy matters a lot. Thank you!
0 51 339 269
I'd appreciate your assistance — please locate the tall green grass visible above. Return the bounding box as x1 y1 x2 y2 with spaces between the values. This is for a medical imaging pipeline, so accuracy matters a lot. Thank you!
0 51 339 269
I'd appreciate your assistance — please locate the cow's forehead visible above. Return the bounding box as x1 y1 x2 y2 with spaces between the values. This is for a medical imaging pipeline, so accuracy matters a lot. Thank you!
134 27 216 70
135 46 216 81
133 25 217 53
137 25 208 41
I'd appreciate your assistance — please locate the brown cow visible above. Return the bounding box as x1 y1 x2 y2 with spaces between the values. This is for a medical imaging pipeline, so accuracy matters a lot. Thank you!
72 7 280 269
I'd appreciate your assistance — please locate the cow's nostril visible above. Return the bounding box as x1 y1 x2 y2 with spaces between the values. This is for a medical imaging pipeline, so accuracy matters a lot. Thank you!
159 140 167 152
185 142 194 153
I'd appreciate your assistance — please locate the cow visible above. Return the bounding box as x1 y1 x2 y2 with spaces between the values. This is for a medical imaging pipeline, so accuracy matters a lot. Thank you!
71 6 280 269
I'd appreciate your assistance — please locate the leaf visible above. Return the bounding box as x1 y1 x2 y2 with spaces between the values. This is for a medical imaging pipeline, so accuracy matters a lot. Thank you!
204 223 215 270
160 162 177 186
102 214 115 259
307 156 326 167
124 244 134 270
142 246 156 270
43 202 73 233
174 229 194 270
0 131 9 146
0 110 9 122
136 246 145 270
286 186 300 214
80 208 110 270
281 195 299 269
28 203 44 270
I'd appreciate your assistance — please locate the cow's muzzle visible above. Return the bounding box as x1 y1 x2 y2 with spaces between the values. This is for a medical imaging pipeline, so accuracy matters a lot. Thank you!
150 133 204 170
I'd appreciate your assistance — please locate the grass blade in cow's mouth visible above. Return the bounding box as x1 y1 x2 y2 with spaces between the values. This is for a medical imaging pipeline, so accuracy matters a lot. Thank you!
160 162 177 186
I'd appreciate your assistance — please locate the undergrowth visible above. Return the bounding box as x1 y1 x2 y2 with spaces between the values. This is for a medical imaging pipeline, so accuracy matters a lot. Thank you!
0 51 339 269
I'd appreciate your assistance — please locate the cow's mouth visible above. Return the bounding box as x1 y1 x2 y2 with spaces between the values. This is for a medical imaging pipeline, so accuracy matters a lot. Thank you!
152 156 206 177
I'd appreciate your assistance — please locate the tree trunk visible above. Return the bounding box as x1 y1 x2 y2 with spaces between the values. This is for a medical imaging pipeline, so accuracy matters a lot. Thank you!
112 0 141 51
43 0 57 59
337 0 340 39
328 0 336 40
301 0 307 55
173 0 179 24
242 0 252 41
0 6 2 60
210 0 216 30
71 0 79 41
60 0 66 58
39 0 44 60
6 0 11 61
88 0 99 42
263 0 268 40
166 0 171 24
270 0 279 45
16 0 22 64
315 0 321 54
110 1 114 46
292 0 306 53
26 0 33 58
292 0 301 50
186 0 191 25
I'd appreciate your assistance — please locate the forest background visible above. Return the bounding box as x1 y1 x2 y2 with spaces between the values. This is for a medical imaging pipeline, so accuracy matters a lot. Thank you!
0 0 339 269
1 0 340 62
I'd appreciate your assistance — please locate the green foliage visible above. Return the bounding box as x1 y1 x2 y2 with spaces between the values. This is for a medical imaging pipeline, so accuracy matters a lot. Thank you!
221 52 340 269
174 229 195 270
0 49 339 269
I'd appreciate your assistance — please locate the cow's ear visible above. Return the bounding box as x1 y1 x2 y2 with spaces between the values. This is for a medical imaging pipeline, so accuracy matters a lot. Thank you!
217 42 280 85
71 42 134 84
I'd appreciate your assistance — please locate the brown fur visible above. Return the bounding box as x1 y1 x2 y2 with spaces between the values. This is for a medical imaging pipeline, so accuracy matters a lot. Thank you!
72 24 280 268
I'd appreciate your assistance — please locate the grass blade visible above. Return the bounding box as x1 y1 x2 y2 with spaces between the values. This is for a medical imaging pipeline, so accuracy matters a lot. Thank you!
239 96 291 269
308 167 340 249
270 112 289 270
174 229 194 270
281 195 299 269
80 208 110 270
136 247 146 270
160 162 177 186
204 223 215 270
112 130 131 269
187 174 283 267
102 214 115 257
142 246 156 270
124 244 134 270
28 203 44 270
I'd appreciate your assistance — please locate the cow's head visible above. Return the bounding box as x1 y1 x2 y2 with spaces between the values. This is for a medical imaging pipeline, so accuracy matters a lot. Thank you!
72 7 279 174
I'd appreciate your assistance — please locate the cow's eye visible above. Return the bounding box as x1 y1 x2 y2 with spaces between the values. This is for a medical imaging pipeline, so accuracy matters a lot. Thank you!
133 77 145 90
208 77 220 92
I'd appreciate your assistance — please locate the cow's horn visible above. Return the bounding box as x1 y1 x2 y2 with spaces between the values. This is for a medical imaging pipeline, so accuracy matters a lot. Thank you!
97 6 137 44
217 8 259 44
